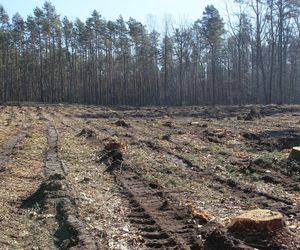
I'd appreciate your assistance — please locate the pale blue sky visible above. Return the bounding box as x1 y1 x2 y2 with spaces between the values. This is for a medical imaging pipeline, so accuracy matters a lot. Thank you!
1 0 237 26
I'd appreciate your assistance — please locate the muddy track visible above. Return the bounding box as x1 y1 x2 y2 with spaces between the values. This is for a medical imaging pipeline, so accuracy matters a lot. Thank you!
22 124 97 250
82 121 300 221
40 107 300 248
46 111 81 133
0 123 31 172
158 127 300 193
84 120 300 219
55 114 251 249
43 125 67 178
7 106 16 125
36 107 49 121
231 157 300 191
117 168 201 249
52 112 300 229
142 140 300 220
101 148 252 250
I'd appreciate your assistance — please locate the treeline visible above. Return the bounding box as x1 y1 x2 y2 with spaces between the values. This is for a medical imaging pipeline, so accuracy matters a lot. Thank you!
0 0 300 105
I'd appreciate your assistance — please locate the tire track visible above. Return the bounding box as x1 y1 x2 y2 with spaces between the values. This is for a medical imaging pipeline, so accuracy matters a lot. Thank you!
142 140 300 220
101 146 252 249
22 124 97 250
84 121 300 221
6 106 16 126
52 108 300 248
0 124 31 172
56 114 251 248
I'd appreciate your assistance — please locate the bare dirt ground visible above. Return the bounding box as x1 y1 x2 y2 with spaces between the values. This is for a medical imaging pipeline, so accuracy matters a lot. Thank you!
0 104 300 249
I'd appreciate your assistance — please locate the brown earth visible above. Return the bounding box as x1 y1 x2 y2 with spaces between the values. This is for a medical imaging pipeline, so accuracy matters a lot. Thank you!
0 104 300 249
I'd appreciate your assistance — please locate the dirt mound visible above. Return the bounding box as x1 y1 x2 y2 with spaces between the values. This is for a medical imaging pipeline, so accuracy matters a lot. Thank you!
163 121 175 128
241 132 261 141
203 128 235 143
238 107 261 121
76 128 96 138
114 119 130 128
204 228 254 250
162 133 171 140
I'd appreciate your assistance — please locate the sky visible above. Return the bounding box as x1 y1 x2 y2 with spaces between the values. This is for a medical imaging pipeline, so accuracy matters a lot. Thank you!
1 0 238 27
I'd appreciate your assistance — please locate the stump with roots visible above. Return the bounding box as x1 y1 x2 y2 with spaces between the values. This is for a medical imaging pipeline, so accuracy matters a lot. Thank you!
227 209 285 235
289 146 300 161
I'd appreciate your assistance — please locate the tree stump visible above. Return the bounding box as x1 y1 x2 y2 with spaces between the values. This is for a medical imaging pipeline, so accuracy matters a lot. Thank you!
244 107 261 121
227 209 285 235
288 147 300 161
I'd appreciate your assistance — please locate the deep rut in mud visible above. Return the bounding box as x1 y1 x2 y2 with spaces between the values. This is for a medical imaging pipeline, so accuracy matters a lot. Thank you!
117 168 202 249
101 147 253 250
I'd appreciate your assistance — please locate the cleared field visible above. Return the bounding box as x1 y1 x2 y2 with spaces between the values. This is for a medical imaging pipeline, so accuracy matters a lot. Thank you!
0 104 300 249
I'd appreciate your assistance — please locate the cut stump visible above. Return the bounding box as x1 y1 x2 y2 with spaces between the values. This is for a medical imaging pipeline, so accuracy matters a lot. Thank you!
227 209 285 235
288 146 300 161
